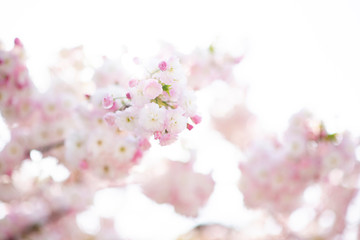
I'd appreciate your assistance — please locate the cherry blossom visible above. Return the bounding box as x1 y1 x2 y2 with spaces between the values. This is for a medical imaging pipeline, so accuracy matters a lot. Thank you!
139 159 215 217
103 57 201 145
1 38 359 240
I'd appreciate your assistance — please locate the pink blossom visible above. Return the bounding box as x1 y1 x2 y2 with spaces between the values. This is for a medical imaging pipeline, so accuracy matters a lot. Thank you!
154 131 162 140
131 149 143 164
14 38 23 47
115 107 138 132
128 79 138 87
152 57 186 84
103 112 116 126
139 159 214 217
0 39 359 240
102 94 114 109
212 104 258 149
158 61 167 71
138 102 166 132
190 114 202 124
14 65 30 89
92 59 128 87
143 79 163 99
138 138 151 151
159 133 178 146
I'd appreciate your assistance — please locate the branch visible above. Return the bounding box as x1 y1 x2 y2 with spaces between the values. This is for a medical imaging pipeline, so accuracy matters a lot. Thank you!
5 207 70 240
25 140 65 157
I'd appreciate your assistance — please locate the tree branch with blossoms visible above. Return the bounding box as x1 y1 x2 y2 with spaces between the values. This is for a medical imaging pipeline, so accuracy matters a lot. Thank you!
1 38 360 240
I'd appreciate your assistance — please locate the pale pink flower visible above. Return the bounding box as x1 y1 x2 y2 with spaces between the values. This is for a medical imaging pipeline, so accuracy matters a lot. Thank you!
102 94 114 109
158 133 178 146
152 57 186 84
138 102 166 132
154 131 162 140
190 114 202 124
140 159 214 217
115 107 139 132
129 81 150 107
165 108 187 134
179 91 197 117
129 79 138 87
138 138 151 151
143 78 163 99
103 112 116 126
180 46 242 90
112 137 137 163
212 104 257 149
92 58 129 88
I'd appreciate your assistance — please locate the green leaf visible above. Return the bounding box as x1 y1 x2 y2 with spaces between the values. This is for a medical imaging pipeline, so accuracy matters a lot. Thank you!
325 133 337 142
162 84 171 96
209 44 215 54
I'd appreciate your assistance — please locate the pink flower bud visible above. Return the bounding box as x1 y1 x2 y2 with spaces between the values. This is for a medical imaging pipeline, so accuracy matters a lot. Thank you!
154 131 162 140
109 101 119 111
102 94 114 109
14 38 23 47
126 92 132 100
191 115 202 125
187 123 194 130
158 61 167 71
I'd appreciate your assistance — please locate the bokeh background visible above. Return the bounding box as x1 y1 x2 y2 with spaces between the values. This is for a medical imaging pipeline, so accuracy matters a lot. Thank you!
1 0 360 239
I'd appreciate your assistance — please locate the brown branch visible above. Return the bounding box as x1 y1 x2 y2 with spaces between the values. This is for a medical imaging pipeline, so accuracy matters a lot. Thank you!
25 140 65 158
36 140 65 154
5 207 70 240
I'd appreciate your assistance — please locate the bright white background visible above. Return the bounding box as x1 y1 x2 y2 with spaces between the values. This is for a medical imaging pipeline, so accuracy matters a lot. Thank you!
1 0 360 133
1 0 360 239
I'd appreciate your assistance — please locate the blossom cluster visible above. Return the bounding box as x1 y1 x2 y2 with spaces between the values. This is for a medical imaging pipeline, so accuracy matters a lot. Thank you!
1 38 360 240
155 43 243 91
139 159 215 217
102 57 201 145
0 178 104 240
63 101 150 180
0 40 210 240
0 91 77 175
182 45 243 90
239 110 359 238
0 39 36 125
